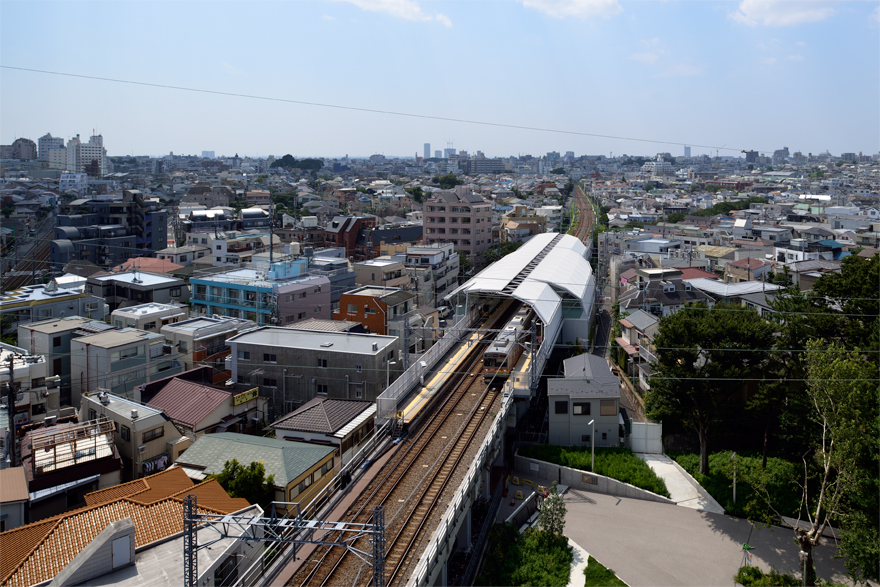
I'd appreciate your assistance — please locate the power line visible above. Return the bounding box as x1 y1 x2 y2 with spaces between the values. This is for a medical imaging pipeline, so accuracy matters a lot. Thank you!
1 65 752 154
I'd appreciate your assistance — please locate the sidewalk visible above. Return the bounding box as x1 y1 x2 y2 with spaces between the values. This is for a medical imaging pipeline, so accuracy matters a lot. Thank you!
637 453 724 514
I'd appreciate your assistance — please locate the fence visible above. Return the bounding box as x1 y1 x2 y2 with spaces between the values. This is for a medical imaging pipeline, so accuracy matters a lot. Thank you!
376 307 478 422
629 421 663 454
405 389 513 587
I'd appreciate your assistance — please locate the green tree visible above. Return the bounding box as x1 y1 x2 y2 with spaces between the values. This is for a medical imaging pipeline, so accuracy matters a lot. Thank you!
483 241 523 265
809 253 879 351
666 212 685 223
435 173 463 190
405 185 425 204
209 459 276 511
457 251 472 280
537 482 566 536
646 303 776 475
550 167 565 174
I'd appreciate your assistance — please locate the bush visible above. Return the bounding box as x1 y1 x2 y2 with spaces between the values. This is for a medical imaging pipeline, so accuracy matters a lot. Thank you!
670 452 800 520
733 565 846 587
583 556 627 587
475 524 572 587
519 446 670 499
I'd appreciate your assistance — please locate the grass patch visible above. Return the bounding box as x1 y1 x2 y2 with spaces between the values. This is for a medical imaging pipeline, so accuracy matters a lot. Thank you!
476 523 573 587
734 565 846 587
583 556 627 587
670 451 801 520
519 445 670 499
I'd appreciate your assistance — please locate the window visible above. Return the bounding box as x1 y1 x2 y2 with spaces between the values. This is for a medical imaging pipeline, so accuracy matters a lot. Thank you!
355 363 362 373
355 387 363 399
317 384 328 395
263 353 277 363
298 312 306 320
238 350 250 360
120 426 130 441
600 400 617 416
602 432 608 440
53 336 61 348
554 401 568 414
216 245 222 250
297 473 313 493
581 435 592 442
298 292 307 299
178 341 187 352
263 378 277 387
214 555 238 587
347 304 357 313
144 321 156 330
314 306 321 313
142 427 164 443
170 288 181 297
216 257 222 262
365 307 376 314
317 358 327 368
573 402 591 416
88 408 97 421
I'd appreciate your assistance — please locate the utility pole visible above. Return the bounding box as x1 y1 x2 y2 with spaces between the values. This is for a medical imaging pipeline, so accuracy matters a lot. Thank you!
5 354 19 467
269 201 275 264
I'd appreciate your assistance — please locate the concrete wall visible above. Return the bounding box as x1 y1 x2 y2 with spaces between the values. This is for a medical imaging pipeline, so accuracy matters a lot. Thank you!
513 454 674 505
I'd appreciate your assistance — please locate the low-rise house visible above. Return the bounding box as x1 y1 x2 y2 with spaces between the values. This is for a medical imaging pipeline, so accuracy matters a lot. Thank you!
161 315 255 374
155 244 211 267
549 354 622 448
21 419 123 521
0 343 61 428
0 467 250 587
174 432 337 514
111 302 187 332
723 257 774 283
614 310 660 393
80 391 190 481
0 467 28 532
333 286 417 336
111 257 185 276
353 258 411 289
146 377 268 440
227 326 398 415
618 268 715 317
269 398 375 465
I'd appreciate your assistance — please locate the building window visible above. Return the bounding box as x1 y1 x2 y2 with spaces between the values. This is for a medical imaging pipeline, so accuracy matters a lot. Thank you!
298 292 307 299
314 306 321 313
355 387 363 399
53 336 61 348
581 435 592 442
347 304 357 313
317 358 327 368
144 321 156 330
573 403 591 416
238 350 250 361
263 353 277 363
216 245 222 250
297 473 313 493
355 363 362 372
263 378 277 387
170 288 181 297
602 432 608 440
297 312 306 320
317 384 328 395
600 400 617 416
142 427 164 443
554 401 568 414
88 408 97 421
120 426 130 441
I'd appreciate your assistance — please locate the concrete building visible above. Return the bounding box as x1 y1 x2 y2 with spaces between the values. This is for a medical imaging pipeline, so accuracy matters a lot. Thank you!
324 216 377 260
536 205 564 231
723 258 773 283
79 391 190 481
70 328 183 406
308 255 356 311
0 280 106 336
161 315 255 373
38 133 65 161
774 239 835 264
0 138 37 160
180 184 234 208
618 268 715 317
86 272 189 312
391 243 459 307
423 187 493 263
500 204 549 243
227 326 398 414
155 244 211 267
17 316 115 407
334 286 418 336
0 343 61 429
353 258 411 289
0 467 28 531
549 353 621 447
111 303 187 332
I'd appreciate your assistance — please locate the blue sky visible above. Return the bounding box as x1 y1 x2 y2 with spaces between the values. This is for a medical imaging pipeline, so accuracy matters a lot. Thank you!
1 0 878 159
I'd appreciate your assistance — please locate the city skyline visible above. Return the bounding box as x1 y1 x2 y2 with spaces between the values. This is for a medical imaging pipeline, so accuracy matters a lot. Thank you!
1 0 878 158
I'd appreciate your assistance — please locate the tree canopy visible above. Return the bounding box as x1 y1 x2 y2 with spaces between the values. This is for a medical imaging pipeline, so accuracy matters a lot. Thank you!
270 154 324 171
209 459 276 511
433 173 463 190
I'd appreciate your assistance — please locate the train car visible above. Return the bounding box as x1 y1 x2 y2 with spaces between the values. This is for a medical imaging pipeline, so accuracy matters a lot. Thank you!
483 307 533 380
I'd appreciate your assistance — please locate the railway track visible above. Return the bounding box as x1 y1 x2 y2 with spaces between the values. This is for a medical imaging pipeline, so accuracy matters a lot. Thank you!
292 303 518 587
572 183 595 244
1 240 51 292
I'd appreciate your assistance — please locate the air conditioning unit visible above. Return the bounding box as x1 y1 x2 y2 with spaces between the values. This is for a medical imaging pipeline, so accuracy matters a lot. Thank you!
137 445 147 454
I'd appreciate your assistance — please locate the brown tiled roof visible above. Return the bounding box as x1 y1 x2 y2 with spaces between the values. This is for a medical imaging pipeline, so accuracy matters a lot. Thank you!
146 378 233 429
83 478 148 506
270 397 373 434
0 473 247 587
678 267 717 280
111 257 185 274
0 468 28 504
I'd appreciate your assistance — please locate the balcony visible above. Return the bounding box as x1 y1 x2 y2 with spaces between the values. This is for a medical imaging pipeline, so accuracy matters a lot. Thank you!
190 293 272 310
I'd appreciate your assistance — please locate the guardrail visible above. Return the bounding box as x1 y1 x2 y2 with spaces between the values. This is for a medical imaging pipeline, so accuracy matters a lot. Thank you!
376 307 478 422
405 389 513 587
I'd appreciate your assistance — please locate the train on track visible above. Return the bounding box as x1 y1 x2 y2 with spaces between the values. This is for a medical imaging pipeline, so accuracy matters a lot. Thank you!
482 306 533 381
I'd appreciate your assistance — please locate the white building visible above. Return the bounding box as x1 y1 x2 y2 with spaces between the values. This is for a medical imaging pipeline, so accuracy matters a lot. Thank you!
38 133 64 162
0 343 61 429
536 205 564 231
111 303 188 333
59 173 89 193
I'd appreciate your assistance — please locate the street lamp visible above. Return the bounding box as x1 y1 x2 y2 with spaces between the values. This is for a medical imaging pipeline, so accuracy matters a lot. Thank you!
588 419 595 472
386 361 397 390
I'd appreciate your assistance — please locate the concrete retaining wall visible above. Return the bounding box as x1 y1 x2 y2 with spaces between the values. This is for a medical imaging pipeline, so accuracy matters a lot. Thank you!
514 454 675 505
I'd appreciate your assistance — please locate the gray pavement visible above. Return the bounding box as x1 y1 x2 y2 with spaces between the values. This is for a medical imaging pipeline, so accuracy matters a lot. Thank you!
562 489 853 587
637 453 724 514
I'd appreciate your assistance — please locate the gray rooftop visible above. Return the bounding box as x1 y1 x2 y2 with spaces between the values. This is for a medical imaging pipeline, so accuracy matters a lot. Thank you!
228 326 396 354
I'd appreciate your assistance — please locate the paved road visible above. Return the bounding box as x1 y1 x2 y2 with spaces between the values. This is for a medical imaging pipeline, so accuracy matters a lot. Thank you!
562 489 853 587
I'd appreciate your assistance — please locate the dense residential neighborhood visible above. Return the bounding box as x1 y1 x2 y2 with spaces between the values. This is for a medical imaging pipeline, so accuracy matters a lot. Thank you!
0 140 877 587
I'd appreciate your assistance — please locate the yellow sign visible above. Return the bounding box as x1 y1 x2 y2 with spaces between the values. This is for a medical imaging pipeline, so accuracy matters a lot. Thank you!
234 388 258 406
515 490 524 500
511 476 520 486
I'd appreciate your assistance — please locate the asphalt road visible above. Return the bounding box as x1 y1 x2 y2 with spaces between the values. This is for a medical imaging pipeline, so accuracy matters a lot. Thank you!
562 489 853 587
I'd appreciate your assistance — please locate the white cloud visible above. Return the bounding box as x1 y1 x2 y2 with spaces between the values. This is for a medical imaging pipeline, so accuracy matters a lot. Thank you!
653 64 703 78
336 0 452 26
795 40 807 46
729 0 840 26
760 57 778 65
630 52 659 65
640 37 662 48
873 6 880 24
787 53 805 61
521 0 622 19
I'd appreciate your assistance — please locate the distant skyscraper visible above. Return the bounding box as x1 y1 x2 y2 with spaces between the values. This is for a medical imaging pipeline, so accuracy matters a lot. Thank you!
424 143 430 159
38 133 64 161
745 150 758 164
202 151 215 159
684 146 691 158
443 148 456 158
435 150 442 158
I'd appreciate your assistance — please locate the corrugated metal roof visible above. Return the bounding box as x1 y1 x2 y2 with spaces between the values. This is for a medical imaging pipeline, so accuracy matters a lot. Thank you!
0 467 29 503
270 397 374 435
147 379 233 428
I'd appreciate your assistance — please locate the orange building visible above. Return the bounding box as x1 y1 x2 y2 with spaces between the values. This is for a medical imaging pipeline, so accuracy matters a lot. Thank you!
333 286 417 335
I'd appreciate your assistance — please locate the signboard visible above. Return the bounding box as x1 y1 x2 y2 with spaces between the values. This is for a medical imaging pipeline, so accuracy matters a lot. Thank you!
582 473 598 485
233 388 258 406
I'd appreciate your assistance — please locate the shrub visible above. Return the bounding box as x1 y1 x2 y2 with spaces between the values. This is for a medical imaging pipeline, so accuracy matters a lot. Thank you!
670 452 801 520
583 556 627 587
733 565 846 587
518 446 670 498
475 523 572 587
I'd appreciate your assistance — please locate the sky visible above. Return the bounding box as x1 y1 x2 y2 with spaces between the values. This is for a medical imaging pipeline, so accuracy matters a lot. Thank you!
1 0 878 160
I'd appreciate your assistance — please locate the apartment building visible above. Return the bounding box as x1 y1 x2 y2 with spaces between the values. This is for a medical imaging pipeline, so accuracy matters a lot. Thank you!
0 343 61 428
333 286 417 336
79 391 190 481
423 187 493 264
353 258 411 289
1 282 106 343
155 244 211 267
86 272 189 312
324 216 377 260
391 243 459 307
227 326 398 413
70 328 183 406
161 315 255 374
111 303 187 332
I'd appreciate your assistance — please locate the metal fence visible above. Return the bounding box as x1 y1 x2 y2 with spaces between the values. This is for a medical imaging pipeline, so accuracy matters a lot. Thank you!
376 307 478 422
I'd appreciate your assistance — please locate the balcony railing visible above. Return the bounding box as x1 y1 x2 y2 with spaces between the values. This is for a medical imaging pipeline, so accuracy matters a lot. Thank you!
191 293 272 310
